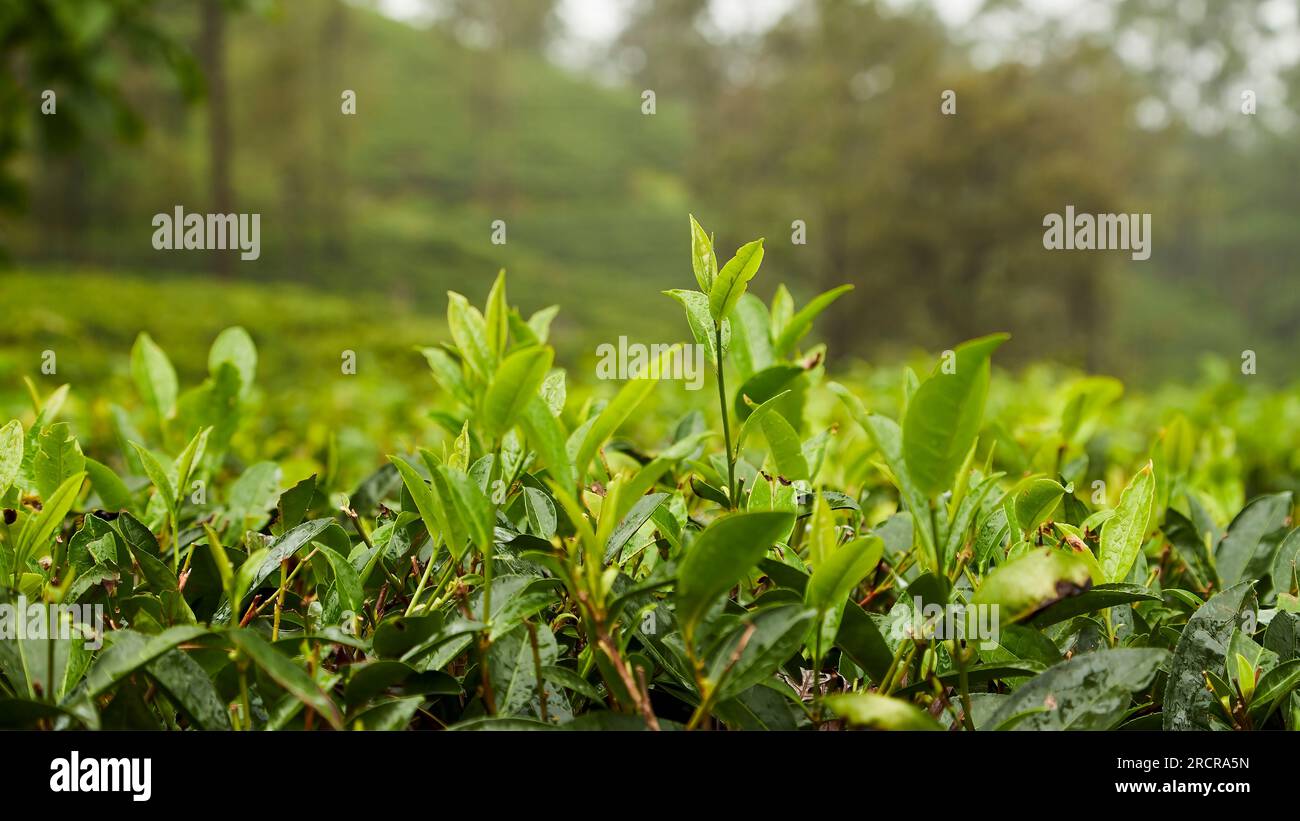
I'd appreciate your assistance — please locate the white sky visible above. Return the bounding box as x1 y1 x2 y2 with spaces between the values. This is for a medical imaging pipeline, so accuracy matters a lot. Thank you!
374 0 990 39
372 0 1300 128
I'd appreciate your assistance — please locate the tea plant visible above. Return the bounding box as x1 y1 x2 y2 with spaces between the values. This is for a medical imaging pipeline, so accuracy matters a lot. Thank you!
1 219 1297 731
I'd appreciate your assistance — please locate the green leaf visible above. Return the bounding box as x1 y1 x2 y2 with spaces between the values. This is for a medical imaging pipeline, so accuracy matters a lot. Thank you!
81 626 210 698
482 346 553 441
489 622 559 719
344 661 459 710
275 474 318 536
129 442 175 513
1098 462 1155 583
487 577 564 641
901 333 1008 497
225 461 281 533
603 491 668 563
526 305 560 345
228 629 344 730
770 284 794 341
542 665 603 701
689 214 717 293
664 289 729 367
708 238 764 321
1059 376 1123 445
208 326 257 396
1027 583 1161 628
1234 652 1257 701
204 525 233 598
711 604 816 702
986 648 1169 730
971 548 1092 624
0 419 24 496
420 346 474 407
726 293 773 380
173 427 211 498
316 543 364 616
733 364 803 422
130 332 178 423
15 471 85 565
32 422 85 500
1012 478 1065 534
1264 610 1299 661
574 347 676 485
0 698 89 730
435 464 494 554
1272 527 1300 597
830 383 936 569
1163 508 1216 590
806 536 883 657
218 519 338 620
1217 492 1292 587
84 457 133 512
756 409 809 481
523 486 558 540
483 269 510 360
447 291 495 379
395 455 450 547
1250 659 1300 723
675 511 794 642
823 692 942 730
942 471 1006 570
805 492 837 569
518 396 575 492
773 284 854 357
1164 582 1257 730
146 648 233 730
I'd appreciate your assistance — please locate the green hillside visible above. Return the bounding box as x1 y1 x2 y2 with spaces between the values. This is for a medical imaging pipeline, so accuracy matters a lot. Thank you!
10 2 692 345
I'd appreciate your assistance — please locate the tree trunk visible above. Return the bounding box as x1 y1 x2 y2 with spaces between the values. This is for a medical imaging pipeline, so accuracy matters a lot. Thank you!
319 0 348 272
199 0 234 279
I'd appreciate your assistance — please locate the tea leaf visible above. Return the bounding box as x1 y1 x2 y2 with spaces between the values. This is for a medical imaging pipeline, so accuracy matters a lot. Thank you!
708 238 764 321
987 648 1169 730
824 692 942 730
689 214 717 293
902 333 1008 497
675 511 794 642
1164 582 1257 730
482 346 553 441
130 332 178 423
1098 462 1155 583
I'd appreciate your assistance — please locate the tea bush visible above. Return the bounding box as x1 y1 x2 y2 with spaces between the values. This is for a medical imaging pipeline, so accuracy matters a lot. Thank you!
1 220 1297 731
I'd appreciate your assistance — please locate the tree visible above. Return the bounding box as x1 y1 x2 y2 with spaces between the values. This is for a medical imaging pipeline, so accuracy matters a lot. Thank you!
0 0 199 250
198 0 234 279
612 0 719 104
692 0 1145 369
436 0 560 54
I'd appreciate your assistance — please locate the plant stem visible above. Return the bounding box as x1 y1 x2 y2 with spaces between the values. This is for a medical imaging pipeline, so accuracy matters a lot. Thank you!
714 323 735 507
525 620 549 723
688 622 756 729
483 439 503 626
406 551 453 616
237 664 252 731
170 515 181 574
953 639 975 731
272 560 287 641
477 439 505 715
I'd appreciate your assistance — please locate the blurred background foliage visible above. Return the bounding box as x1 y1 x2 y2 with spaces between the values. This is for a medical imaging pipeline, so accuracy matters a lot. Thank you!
1 0 1298 489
